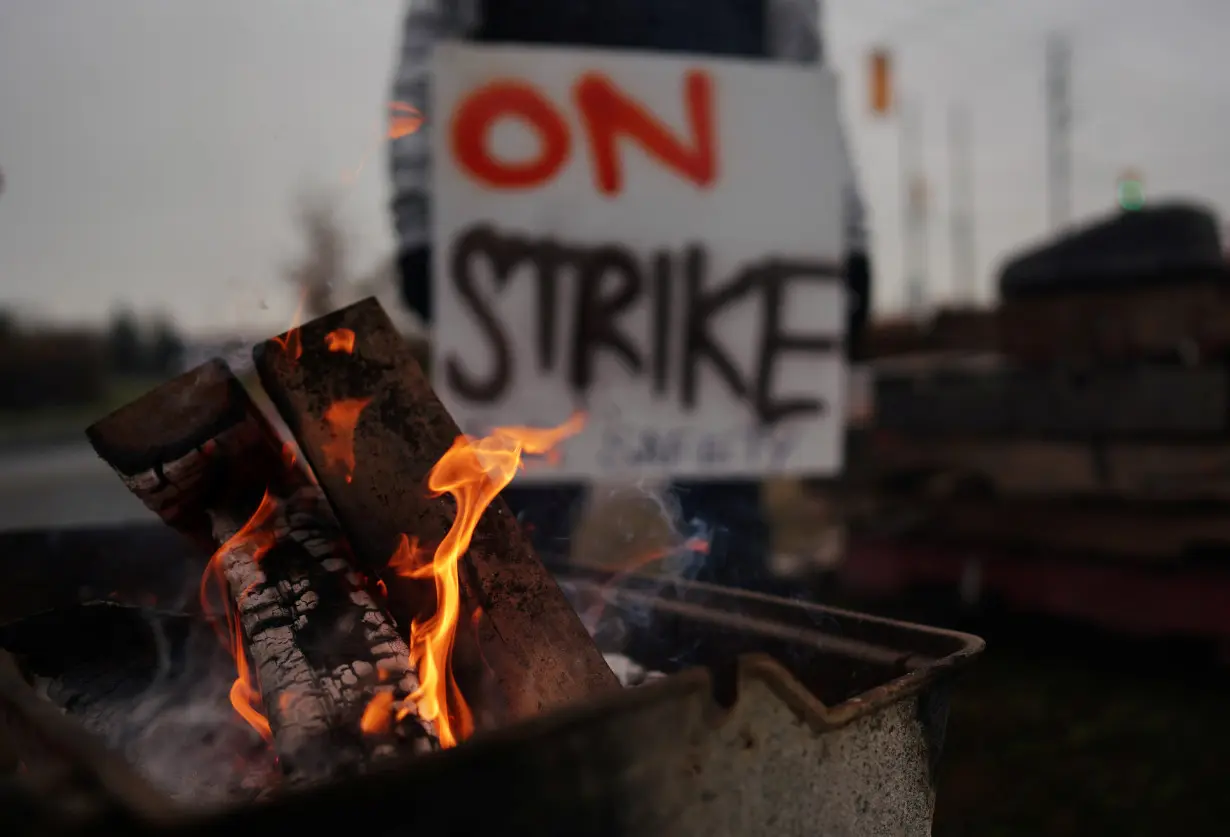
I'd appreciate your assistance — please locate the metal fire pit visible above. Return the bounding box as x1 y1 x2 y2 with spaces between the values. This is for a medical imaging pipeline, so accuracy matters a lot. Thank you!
0 524 983 837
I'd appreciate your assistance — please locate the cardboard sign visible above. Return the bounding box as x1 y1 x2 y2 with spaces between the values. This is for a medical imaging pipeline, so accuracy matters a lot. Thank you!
431 42 847 480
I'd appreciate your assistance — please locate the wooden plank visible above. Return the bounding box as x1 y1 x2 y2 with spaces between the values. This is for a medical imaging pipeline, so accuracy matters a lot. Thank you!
252 298 619 727
86 360 436 784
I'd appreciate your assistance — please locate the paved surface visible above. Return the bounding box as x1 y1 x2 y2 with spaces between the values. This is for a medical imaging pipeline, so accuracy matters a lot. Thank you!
0 443 152 531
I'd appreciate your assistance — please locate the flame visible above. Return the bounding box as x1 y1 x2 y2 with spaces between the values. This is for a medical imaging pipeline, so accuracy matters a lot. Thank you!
228 619 272 740
388 102 425 139
615 536 710 577
580 535 710 633
271 289 307 361
326 328 356 354
384 412 586 748
281 441 298 470
200 489 281 741
321 397 372 483
360 691 396 735
343 102 425 185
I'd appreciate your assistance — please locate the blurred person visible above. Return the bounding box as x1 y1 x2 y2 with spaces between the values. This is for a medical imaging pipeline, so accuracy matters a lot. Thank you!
388 0 870 588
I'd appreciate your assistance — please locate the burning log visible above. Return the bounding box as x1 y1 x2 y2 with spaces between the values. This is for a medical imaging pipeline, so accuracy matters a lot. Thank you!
85 360 436 786
252 298 620 728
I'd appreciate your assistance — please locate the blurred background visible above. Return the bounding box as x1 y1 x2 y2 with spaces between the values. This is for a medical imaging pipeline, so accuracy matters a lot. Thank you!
2 0 1229 833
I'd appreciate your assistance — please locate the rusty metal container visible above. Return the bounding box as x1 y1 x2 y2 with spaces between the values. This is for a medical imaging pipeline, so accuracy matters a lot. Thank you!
0 524 983 837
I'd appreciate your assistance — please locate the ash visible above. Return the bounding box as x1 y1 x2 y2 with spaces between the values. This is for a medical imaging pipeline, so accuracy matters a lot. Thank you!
17 605 277 807
557 578 669 687
602 653 665 688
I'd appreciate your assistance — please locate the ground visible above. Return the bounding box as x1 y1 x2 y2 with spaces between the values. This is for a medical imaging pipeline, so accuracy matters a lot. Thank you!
877 604 1229 836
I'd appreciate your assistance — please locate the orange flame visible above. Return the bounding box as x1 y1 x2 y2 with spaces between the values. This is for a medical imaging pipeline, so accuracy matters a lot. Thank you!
385 412 586 748
325 328 356 354
579 536 710 634
343 102 425 185
388 102 425 140
200 489 281 741
271 289 307 361
360 691 396 735
321 398 371 483
617 536 710 577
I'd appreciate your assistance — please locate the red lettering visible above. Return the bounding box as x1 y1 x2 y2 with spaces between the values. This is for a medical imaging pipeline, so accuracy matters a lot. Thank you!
573 69 717 196
450 80 571 190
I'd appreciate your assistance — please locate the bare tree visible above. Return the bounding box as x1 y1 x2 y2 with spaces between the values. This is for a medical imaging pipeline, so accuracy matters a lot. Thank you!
284 190 347 318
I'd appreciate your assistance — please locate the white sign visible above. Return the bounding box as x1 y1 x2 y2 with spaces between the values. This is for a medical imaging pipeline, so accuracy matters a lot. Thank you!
431 42 847 480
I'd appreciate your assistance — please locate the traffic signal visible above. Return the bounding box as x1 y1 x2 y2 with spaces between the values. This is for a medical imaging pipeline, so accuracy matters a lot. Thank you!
1117 170 1144 211
869 48 893 116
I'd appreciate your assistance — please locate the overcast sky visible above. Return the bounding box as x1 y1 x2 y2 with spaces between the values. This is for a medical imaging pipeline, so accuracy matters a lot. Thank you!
1 0 1227 334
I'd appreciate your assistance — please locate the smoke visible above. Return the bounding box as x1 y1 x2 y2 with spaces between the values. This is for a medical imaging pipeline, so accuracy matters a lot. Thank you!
560 480 712 667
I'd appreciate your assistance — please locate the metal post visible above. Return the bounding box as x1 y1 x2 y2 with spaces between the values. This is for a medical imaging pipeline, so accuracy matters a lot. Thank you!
1045 33 1072 232
899 103 927 317
948 105 977 303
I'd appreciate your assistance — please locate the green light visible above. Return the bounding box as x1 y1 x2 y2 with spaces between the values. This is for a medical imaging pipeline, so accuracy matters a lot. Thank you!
1118 178 1144 211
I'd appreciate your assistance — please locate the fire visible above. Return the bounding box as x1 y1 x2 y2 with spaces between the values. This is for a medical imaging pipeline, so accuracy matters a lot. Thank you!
376 412 586 748
617 536 710 577
388 102 424 139
271 289 307 361
321 397 372 483
200 489 281 741
343 102 425 185
325 328 356 354
360 691 396 735
580 536 710 633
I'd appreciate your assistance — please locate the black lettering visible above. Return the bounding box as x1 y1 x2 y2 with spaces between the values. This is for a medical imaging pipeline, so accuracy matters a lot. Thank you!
475 231 569 374
682 246 755 412
696 432 732 466
652 251 672 395
445 226 514 403
633 429 684 466
570 246 644 393
744 426 801 468
755 259 843 424
531 242 567 373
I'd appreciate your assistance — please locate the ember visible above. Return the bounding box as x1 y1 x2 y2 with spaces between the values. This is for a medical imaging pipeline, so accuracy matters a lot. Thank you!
325 328 356 353
388 101 424 139
342 101 425 185
270 290 306 362
320 396 371 484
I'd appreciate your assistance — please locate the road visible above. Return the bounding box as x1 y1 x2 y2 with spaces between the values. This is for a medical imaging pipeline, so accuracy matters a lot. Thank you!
0 443 152 531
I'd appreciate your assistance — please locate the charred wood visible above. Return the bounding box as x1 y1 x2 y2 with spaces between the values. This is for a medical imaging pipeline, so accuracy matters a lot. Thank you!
86 360 437 785
252 298 620 726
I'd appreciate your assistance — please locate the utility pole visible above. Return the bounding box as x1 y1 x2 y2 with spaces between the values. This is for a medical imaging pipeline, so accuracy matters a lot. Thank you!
899 103 928 317
948 105 976 303
1045 32 1073 232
